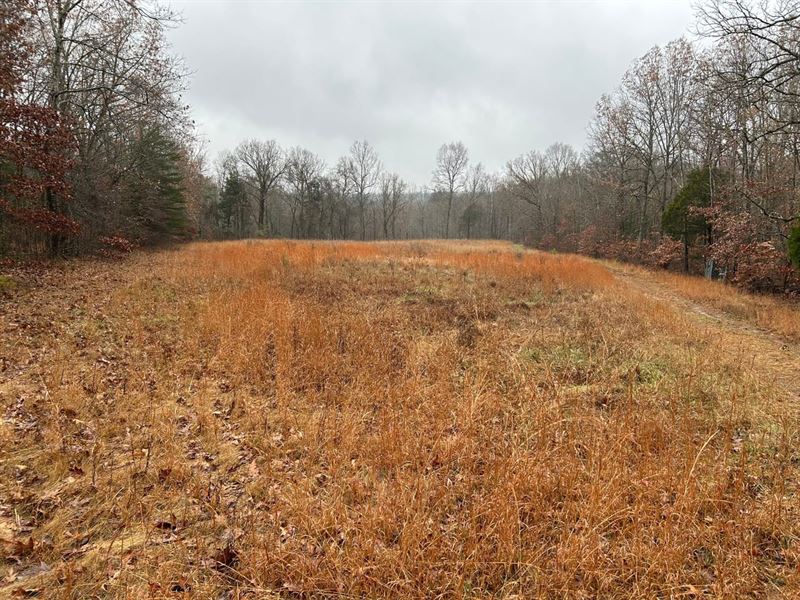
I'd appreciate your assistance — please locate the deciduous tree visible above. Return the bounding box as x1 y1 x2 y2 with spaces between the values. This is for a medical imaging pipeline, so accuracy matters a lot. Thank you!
433 141 469 238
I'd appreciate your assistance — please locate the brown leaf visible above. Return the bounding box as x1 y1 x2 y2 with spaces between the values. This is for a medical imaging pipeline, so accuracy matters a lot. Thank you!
212 544 239 570
7 537 36 559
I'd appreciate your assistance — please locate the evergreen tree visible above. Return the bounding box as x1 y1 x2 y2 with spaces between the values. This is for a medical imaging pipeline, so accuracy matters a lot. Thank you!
662 167 719 272
217 168 246 236
789 224 800 268
459 203 484 239
126 128 188 241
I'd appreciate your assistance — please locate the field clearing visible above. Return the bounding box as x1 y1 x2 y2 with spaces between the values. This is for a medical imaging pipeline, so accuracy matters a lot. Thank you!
2 239 800 598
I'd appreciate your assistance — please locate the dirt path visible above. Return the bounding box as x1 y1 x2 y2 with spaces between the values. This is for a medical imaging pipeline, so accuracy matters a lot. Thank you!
606 262 800 403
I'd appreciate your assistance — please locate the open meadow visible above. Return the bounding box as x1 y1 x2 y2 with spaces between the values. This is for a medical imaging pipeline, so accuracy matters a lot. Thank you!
2 240 800 598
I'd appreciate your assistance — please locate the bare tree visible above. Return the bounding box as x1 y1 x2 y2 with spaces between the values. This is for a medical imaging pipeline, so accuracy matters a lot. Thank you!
506 149 549 240
236 139 286 235
344 140 382 240
433 141 469 238
380 173 407 239
285 147 325 238
461 163 487 238
506 150 548 208
331 157 354 238
652 39 699 212
697 0 800 114
545 143 579 178
541 143 580 239
622 47 662 243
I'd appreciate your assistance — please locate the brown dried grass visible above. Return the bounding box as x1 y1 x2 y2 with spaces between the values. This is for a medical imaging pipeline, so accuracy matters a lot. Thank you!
1 240 798 598
618 262 800 342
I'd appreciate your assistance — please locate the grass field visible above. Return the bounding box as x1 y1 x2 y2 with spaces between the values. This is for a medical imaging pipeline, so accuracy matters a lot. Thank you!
2 240 800 598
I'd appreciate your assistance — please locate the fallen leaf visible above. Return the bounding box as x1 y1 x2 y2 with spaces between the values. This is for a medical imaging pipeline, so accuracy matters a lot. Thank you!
212 544 239 570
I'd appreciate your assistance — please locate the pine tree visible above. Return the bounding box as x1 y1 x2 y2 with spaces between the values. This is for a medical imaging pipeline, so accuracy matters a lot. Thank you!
662 167 719 272
789 224 800 268
126 128 188 241
217 169 246 236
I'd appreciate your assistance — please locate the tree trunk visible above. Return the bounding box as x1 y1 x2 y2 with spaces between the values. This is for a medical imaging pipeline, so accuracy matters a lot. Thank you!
683 235 689 272
258 189 267 233
445 190 453 238
47 1 68 255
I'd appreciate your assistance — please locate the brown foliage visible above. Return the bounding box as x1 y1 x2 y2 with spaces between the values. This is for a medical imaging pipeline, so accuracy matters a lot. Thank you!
0 1 77 243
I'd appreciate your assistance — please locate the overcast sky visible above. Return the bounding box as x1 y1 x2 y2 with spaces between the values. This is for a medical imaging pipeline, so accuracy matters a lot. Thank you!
166 0 694 186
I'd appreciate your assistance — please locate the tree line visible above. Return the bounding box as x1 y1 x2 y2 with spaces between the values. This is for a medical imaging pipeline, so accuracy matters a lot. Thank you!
3 0 800 291
204 1 800 291
0 0 209 256
209 137 582 245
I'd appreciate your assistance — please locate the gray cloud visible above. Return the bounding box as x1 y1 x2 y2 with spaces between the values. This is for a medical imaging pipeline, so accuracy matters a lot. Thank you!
167 0 693 185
